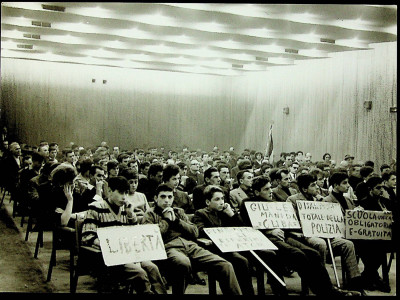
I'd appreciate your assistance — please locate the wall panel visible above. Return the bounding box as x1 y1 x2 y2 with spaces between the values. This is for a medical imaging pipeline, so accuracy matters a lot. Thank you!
1 42 396 170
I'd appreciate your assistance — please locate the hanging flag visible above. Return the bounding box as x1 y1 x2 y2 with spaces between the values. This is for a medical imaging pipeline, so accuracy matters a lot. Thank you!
265 124 274 165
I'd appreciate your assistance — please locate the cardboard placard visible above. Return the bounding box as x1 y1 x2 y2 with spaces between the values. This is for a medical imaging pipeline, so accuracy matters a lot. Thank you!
203 227 278 253
296 200 345 238
244 201 301 229
97 224 167 266
345 210 393 240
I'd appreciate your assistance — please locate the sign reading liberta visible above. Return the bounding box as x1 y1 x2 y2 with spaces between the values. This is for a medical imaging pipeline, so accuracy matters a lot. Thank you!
97 224 167 266
345 210 393 240
296 200 345 238
244 201 301 229
203 227 278 253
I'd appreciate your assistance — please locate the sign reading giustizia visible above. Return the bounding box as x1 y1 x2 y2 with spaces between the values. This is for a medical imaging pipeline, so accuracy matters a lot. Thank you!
97 224 167 266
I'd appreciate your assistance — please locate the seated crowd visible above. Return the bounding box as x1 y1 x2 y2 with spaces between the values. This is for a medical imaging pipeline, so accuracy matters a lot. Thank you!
0 138 397 295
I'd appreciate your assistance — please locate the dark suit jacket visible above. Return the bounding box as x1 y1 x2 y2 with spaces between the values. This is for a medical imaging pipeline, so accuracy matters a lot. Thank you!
1 154 21 193
192 207 242 238
272 185 297 202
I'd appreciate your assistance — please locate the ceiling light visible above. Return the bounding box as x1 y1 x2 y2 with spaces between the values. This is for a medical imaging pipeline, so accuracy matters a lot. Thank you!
41 4 65 12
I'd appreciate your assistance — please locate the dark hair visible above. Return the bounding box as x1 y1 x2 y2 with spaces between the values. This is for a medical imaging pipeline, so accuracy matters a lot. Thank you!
236 169 252 182
261 163 273 173
296 151 303 155
139 161 151 170
31 151 45 163
89 164 104 176
297 174 317 191
203 185 224 201
162 164 180 182
108 176 130 193
120 168 138 180
118 153 130 163
268 168 281 182
252 176 271 192
329 172 349 187
238 159 252 170
64 149 74 156
309 168 324 178
41 162 59 177
322 153 331 160
380 164 391 172
79 159 93 174
216 162 230 172
177 162 187 170
364 160 375 168
349 164 362 171
204 167 218 181
366 176 384 190
51 164 77 187
107 160 119 170
360 166 374 178
148 162 164 177
155 183 174 196
382 171 396 182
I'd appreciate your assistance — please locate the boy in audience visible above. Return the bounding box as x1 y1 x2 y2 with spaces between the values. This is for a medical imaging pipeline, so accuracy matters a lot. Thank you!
192 167 224 211
270 168 297 202
81 176 167 294
162 164 194 214
356 176 393 293
137 162 164 205
287 173 366 295
142 184 242 295
229 170 254 211
355 166 375 201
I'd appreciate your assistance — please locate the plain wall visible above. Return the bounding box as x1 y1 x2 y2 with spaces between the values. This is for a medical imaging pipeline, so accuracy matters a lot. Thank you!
1 42 396 169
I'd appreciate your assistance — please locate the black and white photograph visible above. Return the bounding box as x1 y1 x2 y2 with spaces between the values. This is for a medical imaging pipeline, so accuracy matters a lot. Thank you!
0 2 397 296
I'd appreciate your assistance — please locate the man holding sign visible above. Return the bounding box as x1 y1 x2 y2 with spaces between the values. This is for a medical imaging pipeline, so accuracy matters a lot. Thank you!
240 176 361 296
192 185 284 295
288 173 366 295
81 176 167 294
142 184 242 295
353 176 393 293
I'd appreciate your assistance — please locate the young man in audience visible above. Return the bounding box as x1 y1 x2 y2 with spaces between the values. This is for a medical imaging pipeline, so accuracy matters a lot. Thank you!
240 176 361 296
192 167 227 211
216 162 233 192
229 170 254 212
185 159 204 195
142 184 242 295
348 164 363 191
355 166 375 201
81 176 167 294
287 173 366 295
356 176 393 293
62 149 76 169
106 160 119 179
192 185 255 295
137 162 164 205
270 168 297 202
309 168 329 199
162 164 194 215
380 164 392 176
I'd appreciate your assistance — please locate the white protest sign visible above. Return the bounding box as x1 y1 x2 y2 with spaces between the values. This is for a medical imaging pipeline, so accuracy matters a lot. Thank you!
296 200 345 238
97 224 167 266
203 227 278 253
345 210 393 240
244 201 301 229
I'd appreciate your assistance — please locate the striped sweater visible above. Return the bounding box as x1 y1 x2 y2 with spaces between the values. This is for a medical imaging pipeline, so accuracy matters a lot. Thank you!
81 199 138 247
